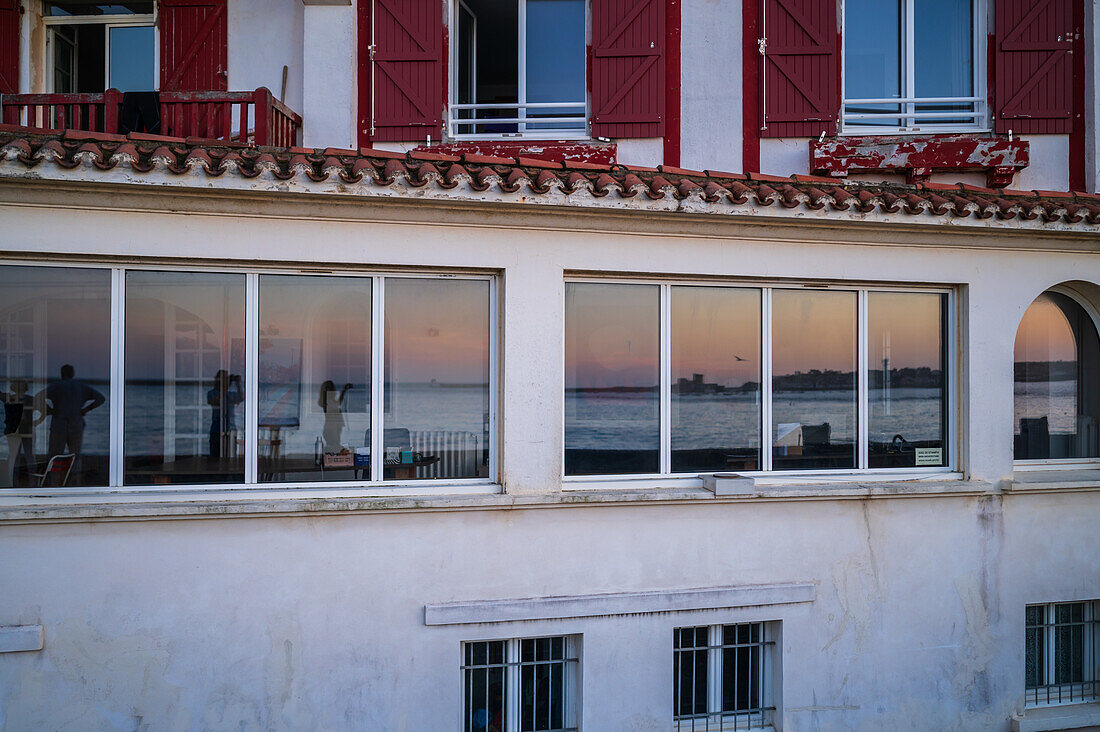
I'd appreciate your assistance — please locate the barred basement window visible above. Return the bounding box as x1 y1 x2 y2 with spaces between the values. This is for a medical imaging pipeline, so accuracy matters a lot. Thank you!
463 635 579 732
1025 601 1100 706
674 623 775 731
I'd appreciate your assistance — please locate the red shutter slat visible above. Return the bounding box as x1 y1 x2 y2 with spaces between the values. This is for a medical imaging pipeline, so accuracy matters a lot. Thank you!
0 0 19 95
591 0 665 139
359 0 443 144
160 0 228 92
995 0 1073 134
762 0 838 138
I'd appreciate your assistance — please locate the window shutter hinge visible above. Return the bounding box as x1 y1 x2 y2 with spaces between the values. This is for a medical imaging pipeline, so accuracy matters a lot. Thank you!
758 37 766 55
368 44 377 60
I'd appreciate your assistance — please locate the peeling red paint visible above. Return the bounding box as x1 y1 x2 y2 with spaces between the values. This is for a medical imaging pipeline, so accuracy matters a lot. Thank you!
412 142 617 166
810 135 1030 189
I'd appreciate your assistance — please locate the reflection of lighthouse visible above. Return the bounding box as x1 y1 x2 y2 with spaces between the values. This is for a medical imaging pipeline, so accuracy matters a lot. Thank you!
882 331 892 415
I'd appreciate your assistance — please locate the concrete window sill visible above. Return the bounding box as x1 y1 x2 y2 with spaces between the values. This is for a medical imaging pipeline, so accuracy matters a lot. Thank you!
1009 469 1100 494
0 477 995 524
1012 702 1100 732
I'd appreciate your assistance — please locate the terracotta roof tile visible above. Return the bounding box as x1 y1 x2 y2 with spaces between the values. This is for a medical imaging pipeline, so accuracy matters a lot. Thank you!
0 129 1096 229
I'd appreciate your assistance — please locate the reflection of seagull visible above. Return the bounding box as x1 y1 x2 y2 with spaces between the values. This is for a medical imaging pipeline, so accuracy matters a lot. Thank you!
732 355 747 361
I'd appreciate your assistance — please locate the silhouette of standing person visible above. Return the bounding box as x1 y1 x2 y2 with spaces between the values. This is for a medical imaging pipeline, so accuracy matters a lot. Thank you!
207 370 243 460
318 380 352 450
3 379 41 487
38 364 105 462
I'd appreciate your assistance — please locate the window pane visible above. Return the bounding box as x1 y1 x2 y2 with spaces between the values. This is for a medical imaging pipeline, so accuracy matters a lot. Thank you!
914 0 973 99
674 627 709 718
0 266 111 488
722 624 762 713
257 276 371 483
520 637 567 732
384 278 490 481
771 290 856 470
1025 605 1045 689
844 0 902 127
1054 602 1086 685
464 640 506 732
671 286 761 472
109 25 154 92
525 0 586 131
868 292 947 468
1014 292 1100 459
565 283 659 475
124 271 245 485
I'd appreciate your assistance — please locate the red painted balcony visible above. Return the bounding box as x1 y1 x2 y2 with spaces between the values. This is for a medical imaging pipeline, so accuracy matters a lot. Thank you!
0 87 301 147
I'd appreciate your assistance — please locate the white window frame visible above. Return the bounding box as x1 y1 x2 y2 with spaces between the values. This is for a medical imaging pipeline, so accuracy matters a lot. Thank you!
673 622 777 732
1013 285 1100 472
1025 601 1100 708
446 0 589 141
563 277 959 486
460 635 581 732
43 6 158 94
840 0 989 135
0 259 500 496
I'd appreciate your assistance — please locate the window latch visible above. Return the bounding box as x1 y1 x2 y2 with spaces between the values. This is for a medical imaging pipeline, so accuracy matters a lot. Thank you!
368 44 377 61
758 37 766 55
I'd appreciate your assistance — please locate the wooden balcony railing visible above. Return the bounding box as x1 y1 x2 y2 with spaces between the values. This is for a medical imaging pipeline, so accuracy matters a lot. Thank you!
0 87 302 147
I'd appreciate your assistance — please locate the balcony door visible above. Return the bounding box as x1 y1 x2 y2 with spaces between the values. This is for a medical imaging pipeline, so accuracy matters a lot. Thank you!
45 2 155 93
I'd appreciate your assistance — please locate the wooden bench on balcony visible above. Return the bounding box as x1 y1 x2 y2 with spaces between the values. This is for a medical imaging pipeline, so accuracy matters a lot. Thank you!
0 87 302 147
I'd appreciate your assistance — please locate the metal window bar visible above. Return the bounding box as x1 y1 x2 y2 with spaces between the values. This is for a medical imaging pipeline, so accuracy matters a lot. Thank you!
1025 601 1100 707
463 637 580 732
674 623 775 731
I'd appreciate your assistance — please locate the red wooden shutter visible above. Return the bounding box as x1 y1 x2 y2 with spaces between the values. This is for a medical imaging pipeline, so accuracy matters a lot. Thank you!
591 0 665 139
0 0 19 95
995 0 1074 134
762 0 838 138
359 0 444 144
159 0 228 92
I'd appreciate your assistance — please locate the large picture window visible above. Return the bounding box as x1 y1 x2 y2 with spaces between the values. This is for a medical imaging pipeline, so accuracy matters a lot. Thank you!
842 0 986 133
565 281 952 478
0 263 497 490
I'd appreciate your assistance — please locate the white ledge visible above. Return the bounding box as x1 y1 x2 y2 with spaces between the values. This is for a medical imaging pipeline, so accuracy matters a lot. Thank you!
423 582 816 626
0 478 995 524
0 625 43 653
1011 702 1100 732
1009 470 1100 493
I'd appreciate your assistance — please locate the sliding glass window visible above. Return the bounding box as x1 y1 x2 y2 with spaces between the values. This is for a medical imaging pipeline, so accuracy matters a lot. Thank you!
564 280 953 478
0 266 111 488
0 263 496 490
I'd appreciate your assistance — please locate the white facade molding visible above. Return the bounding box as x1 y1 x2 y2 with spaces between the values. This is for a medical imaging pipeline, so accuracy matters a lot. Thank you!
0 626 43 654
423 583 816 626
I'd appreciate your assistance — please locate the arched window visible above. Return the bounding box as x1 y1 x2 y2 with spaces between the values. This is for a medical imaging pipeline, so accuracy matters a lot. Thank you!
1014 290 1100 460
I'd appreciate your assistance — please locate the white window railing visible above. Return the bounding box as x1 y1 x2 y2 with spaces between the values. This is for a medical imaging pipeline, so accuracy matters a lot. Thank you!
842 96 986 134
448 101 587 140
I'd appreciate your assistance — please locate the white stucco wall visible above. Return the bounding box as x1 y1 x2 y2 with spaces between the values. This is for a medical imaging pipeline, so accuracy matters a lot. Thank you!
613 137 664 168
679 0 743 174
228 0 305 118
302 2 357 149
1015 135 1071 192
759 138 811 177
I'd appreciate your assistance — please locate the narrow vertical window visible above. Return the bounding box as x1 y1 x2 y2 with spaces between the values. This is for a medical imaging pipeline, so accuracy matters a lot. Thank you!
463 636 579 732
867 291 947 468
0 266 111 488
124 271 246 485
771 289 857 470
1014 292 1100 460
671 286 761 472
565 283 660 475
384 278 490 481
674 622 774 730
1025 601 1099 706
257 275 371 483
